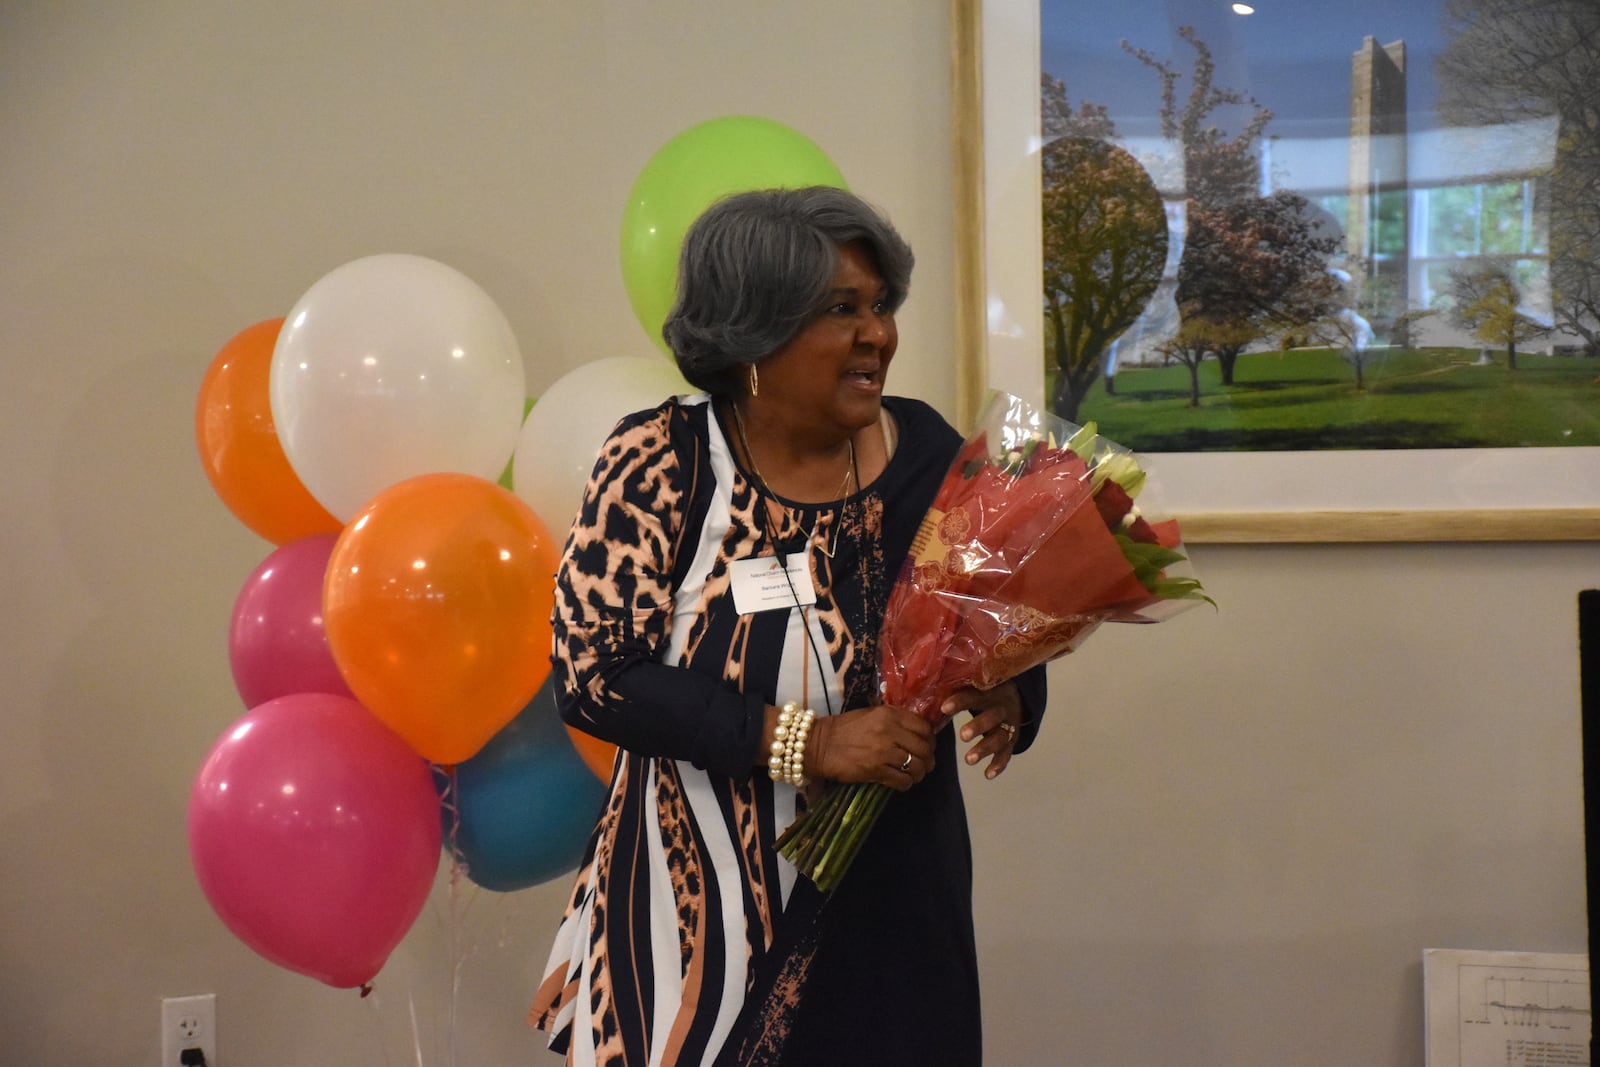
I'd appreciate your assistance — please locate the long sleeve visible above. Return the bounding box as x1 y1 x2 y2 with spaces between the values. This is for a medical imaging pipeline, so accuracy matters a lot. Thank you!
1010 660 1048 754
550 401 766 777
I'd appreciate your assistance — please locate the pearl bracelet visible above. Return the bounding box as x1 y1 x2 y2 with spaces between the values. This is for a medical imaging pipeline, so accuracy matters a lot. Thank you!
766 700 815 787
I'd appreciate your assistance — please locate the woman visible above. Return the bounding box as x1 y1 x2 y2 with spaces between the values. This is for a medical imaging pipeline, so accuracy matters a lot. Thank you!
529 186 1047 1066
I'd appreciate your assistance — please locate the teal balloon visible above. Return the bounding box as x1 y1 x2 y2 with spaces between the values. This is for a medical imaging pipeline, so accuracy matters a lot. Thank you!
439 677 605 892
620 115 848 351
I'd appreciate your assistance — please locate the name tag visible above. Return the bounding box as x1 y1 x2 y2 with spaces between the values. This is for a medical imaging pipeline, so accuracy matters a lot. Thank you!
730 554 816 615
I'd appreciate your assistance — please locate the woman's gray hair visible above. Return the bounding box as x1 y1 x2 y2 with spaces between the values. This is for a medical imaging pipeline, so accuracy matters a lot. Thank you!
661 186 914 395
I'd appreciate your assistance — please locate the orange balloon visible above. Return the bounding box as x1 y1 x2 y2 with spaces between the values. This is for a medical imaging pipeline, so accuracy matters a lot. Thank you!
324 473 558 765
195 319 341 544
564 723 619 784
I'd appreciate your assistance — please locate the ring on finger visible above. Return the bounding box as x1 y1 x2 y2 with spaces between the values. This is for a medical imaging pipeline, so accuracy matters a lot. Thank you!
998 722 1018 743
899 752 914 772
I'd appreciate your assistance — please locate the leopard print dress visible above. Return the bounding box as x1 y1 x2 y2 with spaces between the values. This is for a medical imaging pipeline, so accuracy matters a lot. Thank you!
529 394 1043 1067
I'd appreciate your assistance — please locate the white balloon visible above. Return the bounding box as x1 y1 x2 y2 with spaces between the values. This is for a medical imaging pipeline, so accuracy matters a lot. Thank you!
270 254 526 520
513 356 690 535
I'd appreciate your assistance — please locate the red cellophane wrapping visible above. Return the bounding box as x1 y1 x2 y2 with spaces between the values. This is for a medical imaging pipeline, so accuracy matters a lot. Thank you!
879 392 1200 721
776 391 1210 890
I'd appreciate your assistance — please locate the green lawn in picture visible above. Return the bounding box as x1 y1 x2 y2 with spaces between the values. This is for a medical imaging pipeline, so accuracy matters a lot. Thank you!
1066 347 1600 452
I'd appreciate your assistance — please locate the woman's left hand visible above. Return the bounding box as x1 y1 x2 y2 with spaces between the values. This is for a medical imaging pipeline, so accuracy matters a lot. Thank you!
943 683 1025 780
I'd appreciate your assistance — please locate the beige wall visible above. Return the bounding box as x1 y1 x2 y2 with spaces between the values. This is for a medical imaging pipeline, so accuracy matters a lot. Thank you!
1 4 1589 1065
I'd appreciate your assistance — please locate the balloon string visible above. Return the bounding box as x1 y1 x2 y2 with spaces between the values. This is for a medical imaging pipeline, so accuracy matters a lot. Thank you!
450 875 462 1067
361 983 398 1067
408 991 425 1067
435 764 467 876
436 764 468 1067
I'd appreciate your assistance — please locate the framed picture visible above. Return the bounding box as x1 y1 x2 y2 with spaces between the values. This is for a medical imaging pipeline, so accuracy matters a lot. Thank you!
951 0 1600 542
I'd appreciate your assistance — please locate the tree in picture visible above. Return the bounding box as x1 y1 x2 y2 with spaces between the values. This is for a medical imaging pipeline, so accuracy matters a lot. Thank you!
1447 263 1551 369
1298 272 1377 393
1155 315 1257 408
1126 27 1342 398
1295 258 1426 394
1039 75 1169 423
1437 0 1600 358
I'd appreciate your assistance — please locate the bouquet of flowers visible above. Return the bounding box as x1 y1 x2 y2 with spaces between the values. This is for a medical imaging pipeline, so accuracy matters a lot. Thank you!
776 391 1212 891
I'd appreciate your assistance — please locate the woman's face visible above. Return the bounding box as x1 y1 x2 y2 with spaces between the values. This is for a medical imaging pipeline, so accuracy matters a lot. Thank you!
750 241 897 441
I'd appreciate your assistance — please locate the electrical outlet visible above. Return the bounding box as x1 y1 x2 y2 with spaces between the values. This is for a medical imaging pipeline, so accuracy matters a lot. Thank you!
161 994 216 1066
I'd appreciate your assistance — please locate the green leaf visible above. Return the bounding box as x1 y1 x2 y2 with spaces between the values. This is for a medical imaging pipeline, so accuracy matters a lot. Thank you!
1064 421 1099 461
1146 576 1217 607
1090 451 1147 497
1115 533 1188 581
1114 533 1214 604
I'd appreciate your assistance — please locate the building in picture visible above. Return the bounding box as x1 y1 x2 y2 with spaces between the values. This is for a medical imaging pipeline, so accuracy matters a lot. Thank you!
1104 31 1571 367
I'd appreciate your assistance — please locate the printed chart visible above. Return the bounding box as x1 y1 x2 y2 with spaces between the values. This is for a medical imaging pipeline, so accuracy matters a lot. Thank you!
1426 949 1590 1067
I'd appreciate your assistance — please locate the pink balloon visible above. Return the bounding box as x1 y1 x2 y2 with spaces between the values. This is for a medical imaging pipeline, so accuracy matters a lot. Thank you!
228 533 354 708
188 693 441 988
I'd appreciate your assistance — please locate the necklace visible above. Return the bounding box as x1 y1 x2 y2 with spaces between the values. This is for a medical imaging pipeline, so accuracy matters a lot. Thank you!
728 398 855 718
725 397 887 716
730 401 855 558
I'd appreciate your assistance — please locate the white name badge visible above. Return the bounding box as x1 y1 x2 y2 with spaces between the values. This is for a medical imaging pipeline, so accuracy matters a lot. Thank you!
730 554 816 615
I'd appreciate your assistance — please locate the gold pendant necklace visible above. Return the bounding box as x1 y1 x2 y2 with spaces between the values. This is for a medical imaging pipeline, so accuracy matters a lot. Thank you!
731 401 855 558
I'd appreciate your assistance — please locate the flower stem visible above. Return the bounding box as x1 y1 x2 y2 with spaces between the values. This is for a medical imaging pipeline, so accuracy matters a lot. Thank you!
809 783 891 892
776 781 837 853
776 776 900 892
790 783 854 871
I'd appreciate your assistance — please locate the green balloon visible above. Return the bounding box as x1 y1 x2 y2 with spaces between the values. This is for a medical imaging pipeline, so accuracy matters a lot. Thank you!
496 396 536 490
620 116 848 352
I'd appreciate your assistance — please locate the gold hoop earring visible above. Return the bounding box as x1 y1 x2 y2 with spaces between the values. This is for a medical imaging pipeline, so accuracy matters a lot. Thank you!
748 364 759 397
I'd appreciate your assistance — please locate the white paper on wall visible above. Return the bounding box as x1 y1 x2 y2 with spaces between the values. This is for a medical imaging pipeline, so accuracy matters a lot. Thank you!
1425 948 1591 1067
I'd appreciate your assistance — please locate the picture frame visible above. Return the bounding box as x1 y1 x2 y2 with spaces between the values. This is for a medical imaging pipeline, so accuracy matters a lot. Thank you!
949 0 1600 543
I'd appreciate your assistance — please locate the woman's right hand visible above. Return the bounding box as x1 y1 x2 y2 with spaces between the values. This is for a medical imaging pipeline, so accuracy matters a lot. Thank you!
806 704 935 789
